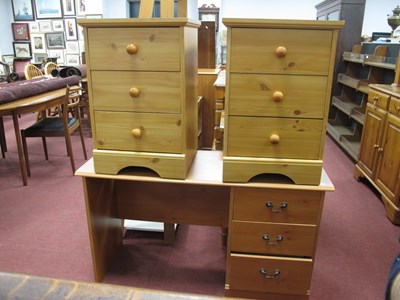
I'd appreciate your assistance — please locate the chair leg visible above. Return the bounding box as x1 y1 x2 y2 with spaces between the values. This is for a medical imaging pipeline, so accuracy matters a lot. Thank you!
41 137 49 160
21 131 31 177
64 134 76 174
78 124 87 160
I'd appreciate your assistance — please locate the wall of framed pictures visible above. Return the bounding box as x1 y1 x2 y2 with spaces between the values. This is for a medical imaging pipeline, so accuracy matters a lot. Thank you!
6 0 92 68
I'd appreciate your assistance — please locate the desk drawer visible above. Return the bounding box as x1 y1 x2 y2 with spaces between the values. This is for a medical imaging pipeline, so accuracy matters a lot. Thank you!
87 27 180 71
230 221 316 257
228 73 327 118
229 28 332 74
226 116 323 159
368 90 390 110
91 71 181 113
94 111 182 153
232 187 322 224
228 254 313 295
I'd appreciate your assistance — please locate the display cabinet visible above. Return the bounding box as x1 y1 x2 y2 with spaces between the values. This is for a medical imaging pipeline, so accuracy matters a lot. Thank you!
328 43 399 160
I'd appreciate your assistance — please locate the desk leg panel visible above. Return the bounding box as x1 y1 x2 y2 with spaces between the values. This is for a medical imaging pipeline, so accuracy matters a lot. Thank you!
115 181 230 227
82 177 123 282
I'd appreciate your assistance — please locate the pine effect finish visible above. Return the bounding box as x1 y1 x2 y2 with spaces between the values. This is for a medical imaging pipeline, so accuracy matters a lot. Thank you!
355 84 400 224
78 18 200 179
222 19 344 184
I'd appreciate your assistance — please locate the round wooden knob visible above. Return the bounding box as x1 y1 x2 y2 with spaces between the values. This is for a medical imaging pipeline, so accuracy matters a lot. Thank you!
272 91 284 102
131 128 142 138
126 44 138 55
275 46 287 58
269 134 280 144
129 87 140 98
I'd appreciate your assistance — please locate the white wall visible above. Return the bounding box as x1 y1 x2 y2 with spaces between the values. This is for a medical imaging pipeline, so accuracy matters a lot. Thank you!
362 0 398 36
0 1 15 55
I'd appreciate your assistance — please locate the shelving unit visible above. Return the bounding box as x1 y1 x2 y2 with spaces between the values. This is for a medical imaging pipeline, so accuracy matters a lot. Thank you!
327 43 399 160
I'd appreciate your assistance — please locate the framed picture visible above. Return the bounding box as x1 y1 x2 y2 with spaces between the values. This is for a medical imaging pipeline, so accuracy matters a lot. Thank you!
12 23 30 41
49 49 65 64
65 54 80 66
64 18 78 40
33 53 48 64
46 32 65 49
34 0 63 19
13 42 32 58
29 22 40 33
31 33 47 53
39 21 52 32
11 0 35 21
66 41 79 54
62 0 76 16
2 55 15 66
52 20 64 31
76 0 86 16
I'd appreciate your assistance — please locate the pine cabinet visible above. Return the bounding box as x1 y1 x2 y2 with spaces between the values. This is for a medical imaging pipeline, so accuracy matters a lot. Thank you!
355 84 400 224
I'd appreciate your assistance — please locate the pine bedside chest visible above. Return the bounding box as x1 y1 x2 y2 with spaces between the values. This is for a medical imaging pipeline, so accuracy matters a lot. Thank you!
222 19 344 184
78 18 200 179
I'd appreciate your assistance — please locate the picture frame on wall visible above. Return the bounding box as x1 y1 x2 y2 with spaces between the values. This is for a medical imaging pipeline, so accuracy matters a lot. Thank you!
49 49 64 64
66 41 79 54
31 33 47 53
64 18 78 40
34 0 63 19
29 22 40 33
13 42 32 58
76 0 86 16
46 32 65 49
12 23 30 41
39 20 52 32
11 0 35 21
62 0 76 16
65 54 80 66
33 53 48 64
52 20 64 31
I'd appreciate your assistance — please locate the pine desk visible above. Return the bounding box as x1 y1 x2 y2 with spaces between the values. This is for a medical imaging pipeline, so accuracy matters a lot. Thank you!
75 150 334 299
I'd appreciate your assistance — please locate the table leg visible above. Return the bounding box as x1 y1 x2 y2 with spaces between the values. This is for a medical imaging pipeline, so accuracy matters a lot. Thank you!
163 223 176 244
12 112 27 186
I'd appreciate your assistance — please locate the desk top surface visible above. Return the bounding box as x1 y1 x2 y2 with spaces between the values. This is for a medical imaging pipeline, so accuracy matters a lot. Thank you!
76 150 334 192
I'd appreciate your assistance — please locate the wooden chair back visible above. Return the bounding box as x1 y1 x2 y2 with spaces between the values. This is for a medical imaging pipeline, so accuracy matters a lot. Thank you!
138 0 175 18
44 62 59 76
24 64 43 80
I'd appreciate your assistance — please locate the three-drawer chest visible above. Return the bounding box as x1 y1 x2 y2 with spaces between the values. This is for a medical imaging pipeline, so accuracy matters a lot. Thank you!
222 19 344 184
78 18 200 179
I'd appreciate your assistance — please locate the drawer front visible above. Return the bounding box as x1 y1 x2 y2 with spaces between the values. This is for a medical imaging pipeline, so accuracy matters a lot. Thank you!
230 221 316 257
229 28 332 74
91 71 181 113
368 90 390 110
229 254 313 295
389 96 400 118
87 27 181 71
228 73 327 118
227 116 323 159
233 187 322 224
94 111 182 153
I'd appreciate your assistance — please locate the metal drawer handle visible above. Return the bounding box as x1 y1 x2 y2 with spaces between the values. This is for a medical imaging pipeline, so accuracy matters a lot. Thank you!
260 268 280 279
126 44 138 55
262 234 284 246
129 87 140 98
373 96 378 109
266 201 288 213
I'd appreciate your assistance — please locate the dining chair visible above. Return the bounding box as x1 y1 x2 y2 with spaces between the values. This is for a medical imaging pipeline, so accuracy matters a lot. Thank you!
24 64 44 80
44 62 59 76
21 86 88 176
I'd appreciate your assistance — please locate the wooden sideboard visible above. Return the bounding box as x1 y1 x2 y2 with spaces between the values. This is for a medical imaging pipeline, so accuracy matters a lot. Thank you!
76 150 334 300
222 18 344 184
355 84 400 224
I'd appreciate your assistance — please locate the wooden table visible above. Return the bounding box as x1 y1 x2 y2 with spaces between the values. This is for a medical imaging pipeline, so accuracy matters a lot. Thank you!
75 150 334 299
0 87 70 186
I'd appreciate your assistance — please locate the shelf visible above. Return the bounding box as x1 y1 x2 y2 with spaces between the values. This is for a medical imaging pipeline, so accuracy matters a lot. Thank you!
342 51 365 64
340 135 360 160
337 73 361 89
364 55 397 70
332 95 361 115
327 122 354 142
350 107 365 125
